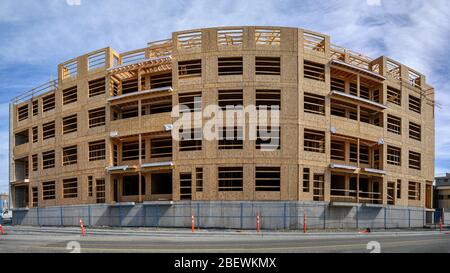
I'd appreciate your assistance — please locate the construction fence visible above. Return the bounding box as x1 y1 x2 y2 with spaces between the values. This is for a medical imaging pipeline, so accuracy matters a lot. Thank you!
11 201 442 230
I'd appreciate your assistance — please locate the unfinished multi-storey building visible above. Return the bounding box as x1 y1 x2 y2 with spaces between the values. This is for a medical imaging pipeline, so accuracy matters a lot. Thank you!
10 26 435 210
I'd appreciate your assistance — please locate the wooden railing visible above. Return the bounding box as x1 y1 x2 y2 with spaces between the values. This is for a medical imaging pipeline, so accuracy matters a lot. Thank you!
11 80 58 105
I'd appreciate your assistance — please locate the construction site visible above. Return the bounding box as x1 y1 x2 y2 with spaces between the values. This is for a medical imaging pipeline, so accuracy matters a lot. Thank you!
9 26 436 229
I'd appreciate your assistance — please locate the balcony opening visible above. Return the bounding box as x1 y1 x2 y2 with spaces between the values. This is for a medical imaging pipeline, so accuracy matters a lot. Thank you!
180 173 192 200
42 94 55 112
63 145 77 166
63 178 78 199
17 104 28 122
122 141 145 161
255 28 281 46
122 78 139 95
148 38 173 58
331 99 357 120
32 154 38 171
218 167 243 192
178 59 201 79
112 102 138 120
178 31 202 49
111 80 119 96
408 70 421 88
256 126 280 150
96 179 106 203
150 72 172 89
408 181 421 201
386 60 400 81
14 157 29 181
62 114 77 134
304 129 325 153
31 187 38 207
61 60 78 79
89 107 106 128
217 29 243 46
304 93 325 115
331 136 381 170
42 121 55 140
218 57 243 76
408 151 421 170
255 167 280 192
151 173 172 195
360 107 382 127
196 168 203 192
151 138 172 158
42 181 56 200
62 86 77 105
89 78 106 97
32 100 38 116
303 32 325 53
179 128 202 151
88 176 93 197
409 95 421 114
32 126 38 143
387 181 395 205
331 77 345 93
387 86 401 105
330 140 345 161
302 168 310 192
88 50 106 70
122 175 145 196
142 96 172 115
304 60 325 82
387 115 401 135
178 92 202 113
387 145 401 166
255 57 280 75
330 174 382 204
89 140 106 161
14 185 29 208
331 174 346 198
409 122 421 141
313 174 324 201
218 126 243 150
42 150 55 169
218 90 243 110
15 129 29 146
360 177 381 204
255 89 281 110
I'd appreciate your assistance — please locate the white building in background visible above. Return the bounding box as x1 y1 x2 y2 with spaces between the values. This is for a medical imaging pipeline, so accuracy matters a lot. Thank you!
435 173 450 209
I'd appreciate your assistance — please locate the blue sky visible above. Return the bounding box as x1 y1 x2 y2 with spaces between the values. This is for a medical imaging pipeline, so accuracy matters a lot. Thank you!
0 0 449 193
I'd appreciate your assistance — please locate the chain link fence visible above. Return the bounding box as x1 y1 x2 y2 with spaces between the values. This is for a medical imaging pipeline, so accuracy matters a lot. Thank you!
10 202 441 230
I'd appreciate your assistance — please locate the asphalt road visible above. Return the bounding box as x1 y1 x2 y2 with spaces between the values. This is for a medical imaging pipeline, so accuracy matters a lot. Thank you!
0 226 449 253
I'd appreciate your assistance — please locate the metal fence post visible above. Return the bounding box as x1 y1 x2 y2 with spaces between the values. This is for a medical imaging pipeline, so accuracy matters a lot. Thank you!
356 206 359 229
119 205 122 227
88 205 91 227
197 203 200 229
157 204 160 229
143 205 147 227
240 203 243 230
408 209 411 228
384 207 387 229
283 203 287 230
37 207 40 226
323 205 327 229
422 208 425 227
60 206 63 226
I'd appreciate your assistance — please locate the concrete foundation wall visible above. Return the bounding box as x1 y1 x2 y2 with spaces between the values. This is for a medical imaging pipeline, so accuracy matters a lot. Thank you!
12 201 429 230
